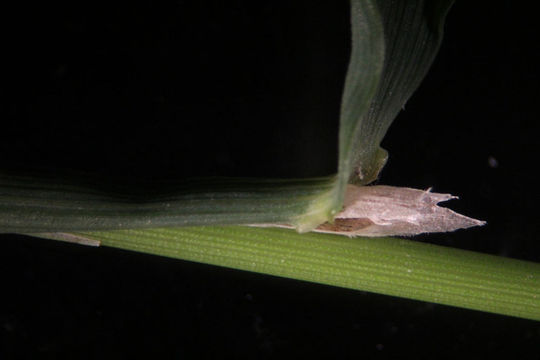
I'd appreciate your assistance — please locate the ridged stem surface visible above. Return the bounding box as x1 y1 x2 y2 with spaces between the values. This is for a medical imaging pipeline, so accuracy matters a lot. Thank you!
74 226 540 321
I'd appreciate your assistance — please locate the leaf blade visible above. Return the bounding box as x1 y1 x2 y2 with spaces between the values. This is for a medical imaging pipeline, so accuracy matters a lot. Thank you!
343 0 455 184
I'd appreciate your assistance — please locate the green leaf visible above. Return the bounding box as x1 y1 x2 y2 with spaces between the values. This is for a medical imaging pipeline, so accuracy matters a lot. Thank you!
0 0 453 232
341 0 454 186
8 0 538 323
0 174 336 233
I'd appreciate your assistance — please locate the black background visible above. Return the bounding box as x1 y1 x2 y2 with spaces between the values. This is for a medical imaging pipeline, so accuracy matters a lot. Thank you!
1 1 539 358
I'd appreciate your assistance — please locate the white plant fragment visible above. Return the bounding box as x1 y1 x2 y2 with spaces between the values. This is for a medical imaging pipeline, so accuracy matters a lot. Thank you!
33 232 101 246
314 185 485 237
252 184 485 237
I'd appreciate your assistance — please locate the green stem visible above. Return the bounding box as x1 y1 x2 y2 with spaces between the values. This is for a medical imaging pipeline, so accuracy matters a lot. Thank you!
73 226 540 321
